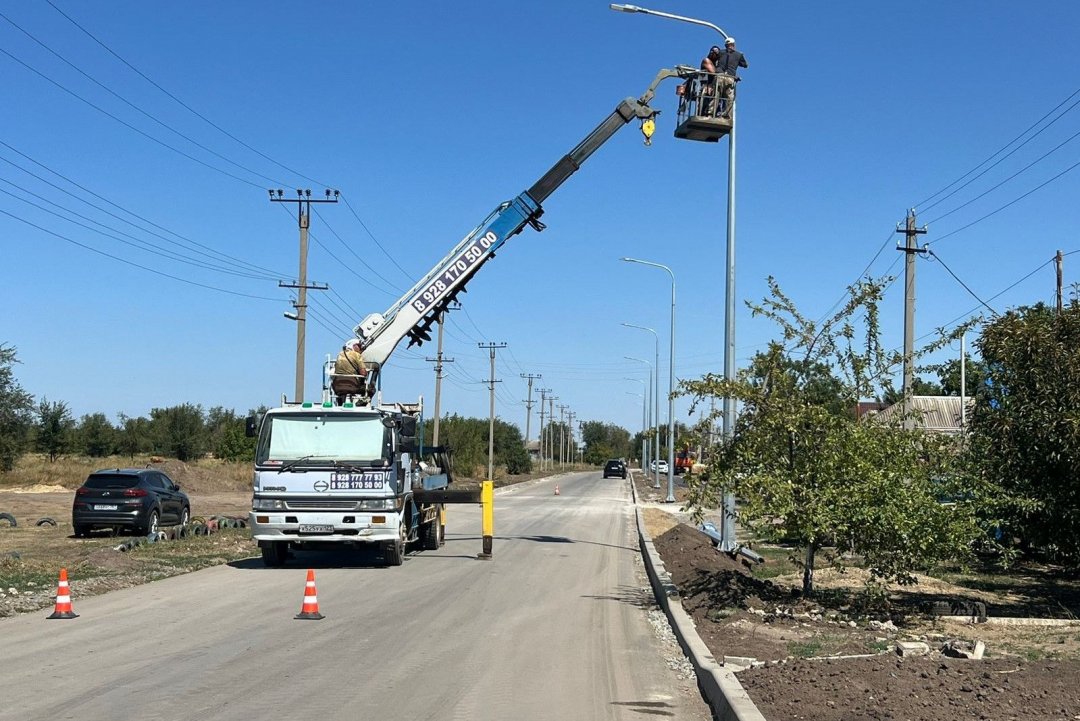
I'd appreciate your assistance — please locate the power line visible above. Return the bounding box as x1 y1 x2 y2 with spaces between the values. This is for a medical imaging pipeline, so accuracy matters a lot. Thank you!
0 205 280 301
339 193 415 281
925 248 998 316
0 139 285 277
913 85 1080 210
0 46 264 188
43 0 329 188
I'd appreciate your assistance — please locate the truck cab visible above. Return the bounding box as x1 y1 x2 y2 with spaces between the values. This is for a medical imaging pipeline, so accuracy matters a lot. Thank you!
247 400 448 567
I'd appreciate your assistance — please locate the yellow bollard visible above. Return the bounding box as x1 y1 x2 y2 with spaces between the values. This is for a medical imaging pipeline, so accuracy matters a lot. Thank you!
478 480 493 559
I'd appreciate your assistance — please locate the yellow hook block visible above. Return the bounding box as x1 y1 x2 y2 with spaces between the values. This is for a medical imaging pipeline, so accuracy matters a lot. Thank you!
641 117 656 146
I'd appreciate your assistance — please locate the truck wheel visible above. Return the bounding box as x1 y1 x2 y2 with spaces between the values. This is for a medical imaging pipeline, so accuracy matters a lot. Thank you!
421 518 440 551
438 521 446 547
261 541 288 567
385 524 406 566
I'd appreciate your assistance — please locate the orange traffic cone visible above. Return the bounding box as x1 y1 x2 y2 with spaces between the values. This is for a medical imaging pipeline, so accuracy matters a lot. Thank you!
295 569 324 620
554 484 560 496
46 568 78 620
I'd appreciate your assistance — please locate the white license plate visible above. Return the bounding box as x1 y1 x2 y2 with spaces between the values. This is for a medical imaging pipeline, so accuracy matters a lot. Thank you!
95 504 118 511
298 524 334 533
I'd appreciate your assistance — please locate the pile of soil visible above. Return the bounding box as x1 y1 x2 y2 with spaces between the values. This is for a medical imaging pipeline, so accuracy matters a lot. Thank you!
650 521 1080 720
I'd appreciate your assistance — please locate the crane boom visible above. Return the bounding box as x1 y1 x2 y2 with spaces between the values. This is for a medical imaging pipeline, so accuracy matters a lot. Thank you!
353 68 686 380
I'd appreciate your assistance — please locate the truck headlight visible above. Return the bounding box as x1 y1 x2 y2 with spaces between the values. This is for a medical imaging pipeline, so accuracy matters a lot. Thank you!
253 498 286 511
358 498 395 510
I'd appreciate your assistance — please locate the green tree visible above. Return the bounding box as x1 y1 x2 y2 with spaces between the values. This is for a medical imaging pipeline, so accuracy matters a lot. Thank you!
117 413 151 460
150 404 208 462
935 355 990 397
679 277 982 596
968 301 1080 561
0 344 34 472
77 413 116 457
35 397 74 462
206 406 256 462
581 421 632 464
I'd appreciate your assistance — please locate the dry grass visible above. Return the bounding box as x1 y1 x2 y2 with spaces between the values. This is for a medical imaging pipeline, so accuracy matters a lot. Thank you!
0 454 250 494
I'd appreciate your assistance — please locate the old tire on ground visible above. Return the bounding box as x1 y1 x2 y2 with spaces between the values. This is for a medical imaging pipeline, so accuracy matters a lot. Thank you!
192 523 207 536
0 512 16 528
36 517 57 527
261 541 288 567
176 524 189 539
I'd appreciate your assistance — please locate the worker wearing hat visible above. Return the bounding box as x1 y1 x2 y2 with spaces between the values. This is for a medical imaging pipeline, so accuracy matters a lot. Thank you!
702 37 748 119
332 337 368 404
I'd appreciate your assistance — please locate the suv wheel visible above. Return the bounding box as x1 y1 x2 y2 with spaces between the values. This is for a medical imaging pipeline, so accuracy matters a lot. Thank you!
142 510 160 536
179 507 190 527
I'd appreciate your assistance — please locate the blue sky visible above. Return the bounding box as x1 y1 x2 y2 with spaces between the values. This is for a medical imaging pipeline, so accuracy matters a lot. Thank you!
2 1 1078 441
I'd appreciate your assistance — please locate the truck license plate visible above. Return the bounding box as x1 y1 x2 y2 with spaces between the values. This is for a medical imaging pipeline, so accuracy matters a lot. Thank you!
95 504 118 511
298 524 334 533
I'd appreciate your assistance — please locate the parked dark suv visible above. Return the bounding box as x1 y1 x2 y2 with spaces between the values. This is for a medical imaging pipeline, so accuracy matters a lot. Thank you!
603 459 627 479
72 469 190 537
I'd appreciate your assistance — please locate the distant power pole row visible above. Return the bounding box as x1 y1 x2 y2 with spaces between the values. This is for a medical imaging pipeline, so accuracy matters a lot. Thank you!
479 342 507 481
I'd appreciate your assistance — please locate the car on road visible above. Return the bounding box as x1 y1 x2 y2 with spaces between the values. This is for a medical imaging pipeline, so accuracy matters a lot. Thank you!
649 459 670 474
72 468 190 537
602 459 627 479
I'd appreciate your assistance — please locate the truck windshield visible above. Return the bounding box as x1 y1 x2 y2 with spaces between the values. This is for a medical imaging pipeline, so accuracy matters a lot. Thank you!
256 414 388 465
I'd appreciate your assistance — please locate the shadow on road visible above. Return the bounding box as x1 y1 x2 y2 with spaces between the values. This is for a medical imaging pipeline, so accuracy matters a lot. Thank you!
453 533 637 553
610 700 675 716
581 584 656 610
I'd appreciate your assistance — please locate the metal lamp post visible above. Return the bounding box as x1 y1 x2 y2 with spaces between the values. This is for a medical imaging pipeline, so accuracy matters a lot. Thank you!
622 258 676 503
611 2 737 545
624 355 658 486
625 380 648 471
624 325 661 489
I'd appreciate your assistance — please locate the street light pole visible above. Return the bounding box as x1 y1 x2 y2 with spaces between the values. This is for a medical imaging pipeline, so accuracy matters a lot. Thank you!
625 356 655 483
611 2 737 547
624 325 661 489
622 258 676 503
625 380 647 470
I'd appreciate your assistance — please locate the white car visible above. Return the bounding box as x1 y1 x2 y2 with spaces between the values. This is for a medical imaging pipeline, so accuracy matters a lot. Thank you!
650 460 669 474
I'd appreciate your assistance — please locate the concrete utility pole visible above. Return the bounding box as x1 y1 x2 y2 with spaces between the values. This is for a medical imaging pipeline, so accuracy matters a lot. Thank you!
538 388 551 471
558 404 569 469
896 209 927 430
566 410 576 468
424 312 455 446
548 395 558 471
271 188 338 403
1056 250 1064 315
520 373 542 445
479 342 507 481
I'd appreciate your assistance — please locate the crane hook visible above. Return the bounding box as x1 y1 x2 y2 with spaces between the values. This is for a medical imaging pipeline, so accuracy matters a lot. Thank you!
640 117 656 146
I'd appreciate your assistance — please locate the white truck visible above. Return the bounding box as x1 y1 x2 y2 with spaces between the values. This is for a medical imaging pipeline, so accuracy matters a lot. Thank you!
247 67 698 567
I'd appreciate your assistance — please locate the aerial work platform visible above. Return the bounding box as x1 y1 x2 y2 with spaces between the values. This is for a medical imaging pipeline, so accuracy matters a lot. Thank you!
674 70 734 142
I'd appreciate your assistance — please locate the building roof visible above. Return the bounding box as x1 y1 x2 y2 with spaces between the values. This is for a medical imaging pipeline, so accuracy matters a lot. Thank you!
870 395 973 433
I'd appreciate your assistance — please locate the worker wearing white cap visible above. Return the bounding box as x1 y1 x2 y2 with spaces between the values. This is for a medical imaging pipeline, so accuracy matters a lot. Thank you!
332 338 368 404
713 37 748 119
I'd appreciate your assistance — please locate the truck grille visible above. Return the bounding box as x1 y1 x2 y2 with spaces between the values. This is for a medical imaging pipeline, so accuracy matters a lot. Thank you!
286 500 358 510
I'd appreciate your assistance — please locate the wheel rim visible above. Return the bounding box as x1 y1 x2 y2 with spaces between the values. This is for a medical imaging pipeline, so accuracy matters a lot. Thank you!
181 509 189 526
149 513 159 535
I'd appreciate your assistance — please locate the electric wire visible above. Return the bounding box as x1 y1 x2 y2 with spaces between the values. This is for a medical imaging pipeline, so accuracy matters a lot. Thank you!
43 0 329 188
0 11 288 188
0 46 264 188
0 205 281 301
0 140 286 277
912 85 1080 210
925 248 998 316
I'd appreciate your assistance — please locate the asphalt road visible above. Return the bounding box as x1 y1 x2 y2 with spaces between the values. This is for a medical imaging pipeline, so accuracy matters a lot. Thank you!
0 471 712 721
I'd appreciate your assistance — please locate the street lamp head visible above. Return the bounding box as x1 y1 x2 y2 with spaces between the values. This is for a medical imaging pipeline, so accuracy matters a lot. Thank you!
609 3 642 12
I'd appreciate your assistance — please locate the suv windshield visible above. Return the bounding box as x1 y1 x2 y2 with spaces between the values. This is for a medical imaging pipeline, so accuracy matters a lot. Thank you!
84 474 139 489
256 413 388 466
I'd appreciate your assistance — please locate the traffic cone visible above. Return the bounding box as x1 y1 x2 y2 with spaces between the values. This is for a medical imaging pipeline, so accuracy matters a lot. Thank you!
295 569 324 620
46 568 78 620
554 484 560 496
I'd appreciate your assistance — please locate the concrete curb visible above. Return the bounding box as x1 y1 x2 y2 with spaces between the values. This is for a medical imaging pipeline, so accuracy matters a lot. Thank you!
631 472 768 721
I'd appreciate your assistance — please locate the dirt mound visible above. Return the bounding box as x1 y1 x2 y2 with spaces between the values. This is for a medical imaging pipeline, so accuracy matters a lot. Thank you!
740 655 1080 721
4 484 68 494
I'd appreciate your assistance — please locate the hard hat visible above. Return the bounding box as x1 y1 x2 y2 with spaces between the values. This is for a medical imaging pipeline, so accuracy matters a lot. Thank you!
725 37 735 45
343 337 361 350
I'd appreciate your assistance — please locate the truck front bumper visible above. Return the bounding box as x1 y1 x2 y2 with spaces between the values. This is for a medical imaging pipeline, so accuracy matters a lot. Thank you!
248 511 400 544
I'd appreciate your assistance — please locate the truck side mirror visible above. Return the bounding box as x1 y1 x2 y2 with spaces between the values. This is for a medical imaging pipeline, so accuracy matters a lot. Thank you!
400 416 417 437
400 435 418 455
245 415 259 438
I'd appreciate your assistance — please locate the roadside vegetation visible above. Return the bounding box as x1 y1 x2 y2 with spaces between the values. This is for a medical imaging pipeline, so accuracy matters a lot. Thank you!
678 279 1080 612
